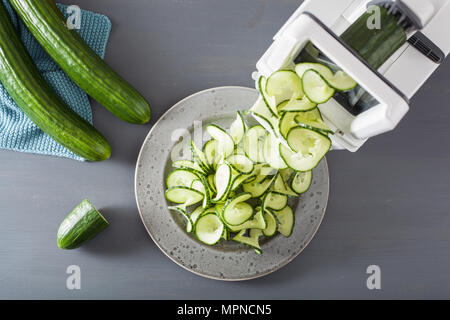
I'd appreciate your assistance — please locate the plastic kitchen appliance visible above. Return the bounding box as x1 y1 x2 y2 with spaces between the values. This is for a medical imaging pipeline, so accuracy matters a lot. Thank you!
254 0 450 151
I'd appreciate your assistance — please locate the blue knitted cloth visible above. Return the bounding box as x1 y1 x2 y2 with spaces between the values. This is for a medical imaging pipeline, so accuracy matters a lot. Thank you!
0 1 111 161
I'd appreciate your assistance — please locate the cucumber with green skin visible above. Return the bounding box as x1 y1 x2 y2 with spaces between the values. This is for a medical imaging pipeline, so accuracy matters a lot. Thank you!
0 1 111 161
10 0 151 124
57 199 109 249
341 6 407 70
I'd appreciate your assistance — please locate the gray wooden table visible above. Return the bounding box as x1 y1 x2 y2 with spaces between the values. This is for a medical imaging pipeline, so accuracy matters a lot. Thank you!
1 0 450 299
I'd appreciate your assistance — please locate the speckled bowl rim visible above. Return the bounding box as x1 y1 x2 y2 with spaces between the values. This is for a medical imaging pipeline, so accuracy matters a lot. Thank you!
135 86 329 281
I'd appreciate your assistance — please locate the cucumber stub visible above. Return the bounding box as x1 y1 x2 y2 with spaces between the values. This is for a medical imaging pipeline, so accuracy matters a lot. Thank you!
57 199 109 250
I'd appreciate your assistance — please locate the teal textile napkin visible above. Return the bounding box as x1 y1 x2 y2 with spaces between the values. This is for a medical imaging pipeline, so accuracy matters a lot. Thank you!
0 1 112 161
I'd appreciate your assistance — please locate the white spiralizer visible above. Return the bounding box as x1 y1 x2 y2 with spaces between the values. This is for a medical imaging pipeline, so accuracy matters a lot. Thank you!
254 0 450 151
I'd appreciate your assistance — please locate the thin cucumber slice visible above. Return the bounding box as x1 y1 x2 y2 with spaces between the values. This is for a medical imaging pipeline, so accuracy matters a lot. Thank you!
172 160 205 175
249 97 280 138
227 210 267 232
277 96 316 113
251 163 276 183
226 154 254 174
166 169 199 189
212 163 232 202
195 214 224 245
302 69 335 104
233 229 262 251
243 174 276 198
243 125 266 163
190 206 214 228
229 111 246 145
271 173 298 197
206 125 235 159
222 229 230 240
273 206 295 237
222 193 253 226
190 179 204 193
325 70 357 91
190 140 211 172
291 171 312 194
279 127 331 172
279 111 299 139
258 76 278 117
280 168 294 183
168 205 193 233
263 192 288 211
203 139 219 167
207 174 216 193
262 210 278 237
165 186 204 206
296 62 357 92
215 203 225 217
295 109 333 134
295 62 334 79
231 173 255 191
262 132 288 170
266 70 304 103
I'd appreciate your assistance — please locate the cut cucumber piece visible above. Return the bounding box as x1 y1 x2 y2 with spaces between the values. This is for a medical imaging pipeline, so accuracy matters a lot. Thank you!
229 111 246 144
212 163 232 202
206 125 235 159
195 214 224 245
263 192 288 211
302 69 335 104
226 154 254 174
279 127 331 172
243 175 276 198
262 132 288 170
295 109 333 134
227 210 267 232
222 193 253 226
266 70 304 103
258 76 278 117
57 199 109 250
233 229 262 251
291 171 312 194
262 210 277 237
165 186 204 206
273 206 295 238
172 160 205 175
166 169 199 189
243 125 266 163
277 96 316 113
295 62 333 79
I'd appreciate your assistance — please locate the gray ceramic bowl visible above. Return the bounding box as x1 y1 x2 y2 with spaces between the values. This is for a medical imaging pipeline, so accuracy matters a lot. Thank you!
135 86 329 281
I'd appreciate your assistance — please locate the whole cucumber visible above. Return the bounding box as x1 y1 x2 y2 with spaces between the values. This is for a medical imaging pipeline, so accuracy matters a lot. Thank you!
0 1 111 161
10 0 151 124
